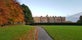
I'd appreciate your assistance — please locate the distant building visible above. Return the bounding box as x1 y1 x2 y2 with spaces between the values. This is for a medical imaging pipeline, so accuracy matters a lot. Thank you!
33 17 41 23
33 15 66 23
40 16 48 23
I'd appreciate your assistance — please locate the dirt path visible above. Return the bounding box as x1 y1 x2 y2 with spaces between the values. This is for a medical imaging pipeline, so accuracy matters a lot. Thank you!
19 27 36 40
36 26 53 40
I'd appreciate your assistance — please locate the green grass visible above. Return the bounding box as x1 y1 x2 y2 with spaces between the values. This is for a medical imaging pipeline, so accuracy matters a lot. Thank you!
44 25 82 40
0 25 32 40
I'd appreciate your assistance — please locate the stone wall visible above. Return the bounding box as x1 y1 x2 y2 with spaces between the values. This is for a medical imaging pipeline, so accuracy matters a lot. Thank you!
33 16 66 23
33 17 40 23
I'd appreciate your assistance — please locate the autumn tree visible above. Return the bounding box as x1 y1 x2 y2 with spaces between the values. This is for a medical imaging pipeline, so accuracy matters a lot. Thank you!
0 0 24 26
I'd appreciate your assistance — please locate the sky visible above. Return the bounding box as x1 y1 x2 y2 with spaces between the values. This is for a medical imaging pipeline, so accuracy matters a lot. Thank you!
18 0 82 17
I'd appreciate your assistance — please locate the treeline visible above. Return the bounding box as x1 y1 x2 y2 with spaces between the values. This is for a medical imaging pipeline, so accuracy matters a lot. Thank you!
0 0 33 26
30 23 82 25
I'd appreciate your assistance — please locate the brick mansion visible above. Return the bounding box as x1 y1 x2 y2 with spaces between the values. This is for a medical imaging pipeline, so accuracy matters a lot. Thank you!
33 15 66 23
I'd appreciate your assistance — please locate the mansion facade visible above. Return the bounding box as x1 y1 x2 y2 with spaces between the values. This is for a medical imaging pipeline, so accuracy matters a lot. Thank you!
33 16 66 23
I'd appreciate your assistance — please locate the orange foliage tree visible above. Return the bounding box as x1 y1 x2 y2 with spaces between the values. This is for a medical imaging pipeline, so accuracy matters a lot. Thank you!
0 0 24 26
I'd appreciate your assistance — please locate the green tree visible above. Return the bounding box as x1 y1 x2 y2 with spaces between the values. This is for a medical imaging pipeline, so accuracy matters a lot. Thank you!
21 4 33 24
77 16 82 23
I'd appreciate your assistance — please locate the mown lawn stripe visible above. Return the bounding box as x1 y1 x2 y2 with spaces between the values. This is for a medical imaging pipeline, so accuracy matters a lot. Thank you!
44 25 82 40
0 25 32 40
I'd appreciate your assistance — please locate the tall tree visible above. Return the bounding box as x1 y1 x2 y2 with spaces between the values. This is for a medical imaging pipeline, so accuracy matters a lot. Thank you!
0 0 24 26
21 4 33 24
77 16 82 23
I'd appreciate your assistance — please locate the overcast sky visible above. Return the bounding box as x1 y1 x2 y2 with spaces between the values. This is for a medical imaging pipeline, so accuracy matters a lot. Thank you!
18 0 82 17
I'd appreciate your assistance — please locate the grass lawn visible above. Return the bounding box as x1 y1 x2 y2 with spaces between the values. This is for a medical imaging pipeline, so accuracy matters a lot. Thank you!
0 25 33 40
44 25 82 40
